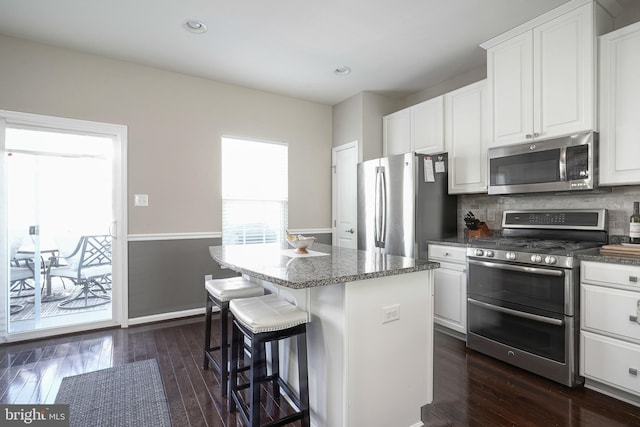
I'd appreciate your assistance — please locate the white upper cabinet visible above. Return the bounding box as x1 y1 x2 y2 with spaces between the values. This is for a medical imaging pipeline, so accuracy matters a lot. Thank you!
485 2 610 147
486 31 534 147
383 108 411 156
445 80 489 194
411 96 445 154
599 20 640 186
383 96 444 156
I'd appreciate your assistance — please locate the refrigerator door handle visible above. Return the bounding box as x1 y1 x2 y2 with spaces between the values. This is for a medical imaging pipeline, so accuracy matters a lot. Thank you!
374 166 382 247
379 168 387 248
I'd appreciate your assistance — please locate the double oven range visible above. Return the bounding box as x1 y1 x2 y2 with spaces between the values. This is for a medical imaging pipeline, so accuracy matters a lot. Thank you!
466 209 608 387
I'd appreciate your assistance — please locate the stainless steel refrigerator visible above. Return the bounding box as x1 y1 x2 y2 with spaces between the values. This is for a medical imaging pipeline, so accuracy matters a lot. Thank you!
357 152 457 259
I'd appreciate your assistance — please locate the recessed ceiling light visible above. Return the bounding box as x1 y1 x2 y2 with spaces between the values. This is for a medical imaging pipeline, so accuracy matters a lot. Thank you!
183 19 208 34
334 66 352 76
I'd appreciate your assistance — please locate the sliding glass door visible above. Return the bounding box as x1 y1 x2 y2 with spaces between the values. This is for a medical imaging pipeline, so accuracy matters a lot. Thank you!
0 111 127 342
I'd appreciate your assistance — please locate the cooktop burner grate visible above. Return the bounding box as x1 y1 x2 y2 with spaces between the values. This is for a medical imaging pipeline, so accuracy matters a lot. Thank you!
469 237 601 253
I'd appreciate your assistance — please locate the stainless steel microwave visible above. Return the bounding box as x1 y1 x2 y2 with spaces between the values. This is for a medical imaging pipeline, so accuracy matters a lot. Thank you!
488 132 597 195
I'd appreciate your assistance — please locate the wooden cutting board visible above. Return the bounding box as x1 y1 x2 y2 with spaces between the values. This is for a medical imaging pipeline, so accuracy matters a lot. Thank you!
599 244 640 257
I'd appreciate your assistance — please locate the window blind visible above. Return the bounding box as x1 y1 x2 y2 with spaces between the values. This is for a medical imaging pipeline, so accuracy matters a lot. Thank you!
221 137 288 245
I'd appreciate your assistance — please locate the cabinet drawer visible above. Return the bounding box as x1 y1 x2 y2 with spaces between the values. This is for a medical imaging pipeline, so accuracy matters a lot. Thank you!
582 261 640 290
428 245 466 264
582 284 640 343
581 331 640 396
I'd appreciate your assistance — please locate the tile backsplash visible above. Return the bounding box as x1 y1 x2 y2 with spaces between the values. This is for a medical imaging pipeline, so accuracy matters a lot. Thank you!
458 185 640 241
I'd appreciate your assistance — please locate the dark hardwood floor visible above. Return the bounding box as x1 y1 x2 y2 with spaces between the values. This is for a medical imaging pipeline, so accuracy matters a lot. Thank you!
2 317 640 426
424 330 640 427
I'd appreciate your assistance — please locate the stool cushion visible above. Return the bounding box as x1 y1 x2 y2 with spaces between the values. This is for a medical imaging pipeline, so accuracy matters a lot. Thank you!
230 294 308 334
205 277 264 302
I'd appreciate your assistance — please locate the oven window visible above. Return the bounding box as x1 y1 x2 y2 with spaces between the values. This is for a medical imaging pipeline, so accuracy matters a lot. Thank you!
468 300 566 362
467 261 566 314
490 149 561 186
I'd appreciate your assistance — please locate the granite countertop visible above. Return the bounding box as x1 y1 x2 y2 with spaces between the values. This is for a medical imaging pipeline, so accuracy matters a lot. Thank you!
209 243 439 289
578 248 640 266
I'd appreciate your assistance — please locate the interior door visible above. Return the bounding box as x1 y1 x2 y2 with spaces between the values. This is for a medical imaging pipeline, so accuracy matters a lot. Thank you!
1 111 127 342
332 141 358 249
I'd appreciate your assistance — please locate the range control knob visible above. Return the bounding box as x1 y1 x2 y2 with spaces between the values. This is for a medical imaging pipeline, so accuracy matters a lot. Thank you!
485 250 495 258
530 254 543 263
545 256 557 265
505 252 517 261
474 249 484 257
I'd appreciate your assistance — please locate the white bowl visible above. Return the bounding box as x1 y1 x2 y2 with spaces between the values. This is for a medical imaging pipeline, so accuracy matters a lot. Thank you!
286 236 316 254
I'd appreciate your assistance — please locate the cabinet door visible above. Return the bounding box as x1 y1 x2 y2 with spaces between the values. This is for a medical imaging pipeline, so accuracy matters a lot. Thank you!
599 21 640 186
411 96 444 154
487 31 533 147
434 264 467 334
445 80 488 194
533 3 594 140
383 109 411 156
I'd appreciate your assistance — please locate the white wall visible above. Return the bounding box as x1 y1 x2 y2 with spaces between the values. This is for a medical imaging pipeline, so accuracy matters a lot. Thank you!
0 34 333 234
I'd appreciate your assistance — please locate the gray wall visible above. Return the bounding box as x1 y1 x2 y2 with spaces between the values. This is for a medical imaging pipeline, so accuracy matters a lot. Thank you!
128 233 332 318
332 91 401 162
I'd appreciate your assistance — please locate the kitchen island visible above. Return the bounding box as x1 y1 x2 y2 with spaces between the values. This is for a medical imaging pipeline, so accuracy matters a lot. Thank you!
209 243 439 427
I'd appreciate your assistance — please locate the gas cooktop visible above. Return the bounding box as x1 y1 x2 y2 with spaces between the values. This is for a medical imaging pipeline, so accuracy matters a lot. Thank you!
468 237 602 253
466 209 608 268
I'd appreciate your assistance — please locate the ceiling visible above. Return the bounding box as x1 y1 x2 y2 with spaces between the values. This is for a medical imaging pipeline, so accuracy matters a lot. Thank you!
0 0 572 105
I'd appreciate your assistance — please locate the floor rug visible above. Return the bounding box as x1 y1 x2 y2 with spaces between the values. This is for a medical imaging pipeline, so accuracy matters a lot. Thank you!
55 358 171 427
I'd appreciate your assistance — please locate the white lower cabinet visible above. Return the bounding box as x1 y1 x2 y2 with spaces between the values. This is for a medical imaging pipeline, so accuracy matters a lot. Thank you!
581 261 640 405
428 244 467 335
582 331 640 397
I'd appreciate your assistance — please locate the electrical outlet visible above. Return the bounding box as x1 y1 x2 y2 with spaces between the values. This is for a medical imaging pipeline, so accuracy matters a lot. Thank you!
382 304 400 324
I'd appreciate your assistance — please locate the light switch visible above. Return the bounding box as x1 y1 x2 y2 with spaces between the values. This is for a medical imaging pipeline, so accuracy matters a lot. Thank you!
134 194 149 207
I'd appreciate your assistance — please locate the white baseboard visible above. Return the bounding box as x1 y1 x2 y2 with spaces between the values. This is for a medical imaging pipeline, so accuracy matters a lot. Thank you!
127 306 219 326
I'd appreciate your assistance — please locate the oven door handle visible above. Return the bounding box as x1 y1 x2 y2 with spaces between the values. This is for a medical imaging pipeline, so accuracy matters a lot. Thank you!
468 298 565 326
468 259 564 277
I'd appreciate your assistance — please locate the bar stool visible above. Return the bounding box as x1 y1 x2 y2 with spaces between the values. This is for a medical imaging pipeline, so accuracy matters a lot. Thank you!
229 294 310 427
204 276 265 396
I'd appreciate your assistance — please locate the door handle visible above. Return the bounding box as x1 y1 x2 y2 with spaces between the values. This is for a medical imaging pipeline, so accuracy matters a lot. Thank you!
468 298 564 326
374 167 382 247
379 169 387 248
346 228 355 234
631 300 640 324
109 221 117 239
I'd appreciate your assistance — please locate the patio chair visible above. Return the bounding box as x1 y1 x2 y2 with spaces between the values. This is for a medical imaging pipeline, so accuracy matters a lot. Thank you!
10 257 36 297
49 235 112 309
9 258 35 314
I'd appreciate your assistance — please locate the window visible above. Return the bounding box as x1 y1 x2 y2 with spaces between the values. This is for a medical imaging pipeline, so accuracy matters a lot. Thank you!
221 137 288 245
